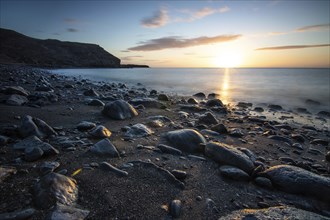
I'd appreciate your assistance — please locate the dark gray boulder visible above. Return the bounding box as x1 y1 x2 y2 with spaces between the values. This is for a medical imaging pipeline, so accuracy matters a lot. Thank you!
211 123 228 133
206 99 224 107
219 165 250 181
161 129 206 153
259 165 330 202
14 136 59 156
157 144 182 155
90 138 119 157
34 172 78 209
2 86 29 96
19 115 57 138
89 125 111 138
198 112 218 125
124 124 153 138
6 94 28 106
0 208 36 220
219 206 330 220
205 142 255 174
88 99 105 106
102 100 138 120
77 121 96 131
158 94 169 101
193 92 206 99
25 147 44 162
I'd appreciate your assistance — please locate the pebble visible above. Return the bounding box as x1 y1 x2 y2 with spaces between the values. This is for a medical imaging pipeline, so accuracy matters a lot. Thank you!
77 121 96 131
326 151 330 162
24 147 44 162
198 112 219 125
48 204 89 220
158 94 169 101
157 144 182 155
187 97 198 104
193 92 206 99
254 177 273 188
211 123 228 133
89 125 111 138
99 161 128 177
171 170 187 180
170 199 182 218
39 161 60 175
6 94 29 106
90 138 119 157
88 99 105 106
219 165 250 181
125 123 153 138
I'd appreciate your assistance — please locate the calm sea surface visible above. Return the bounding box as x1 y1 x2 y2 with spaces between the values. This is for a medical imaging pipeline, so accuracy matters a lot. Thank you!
51 68 330 113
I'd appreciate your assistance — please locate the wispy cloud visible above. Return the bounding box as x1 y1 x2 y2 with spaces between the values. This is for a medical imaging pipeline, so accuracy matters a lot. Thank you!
121 55 143 61
256 44 330 51
268 31 286 36
128 34 241 51
176 6 230 22
67 28 78 32
296 24 330 32
141 8 169 28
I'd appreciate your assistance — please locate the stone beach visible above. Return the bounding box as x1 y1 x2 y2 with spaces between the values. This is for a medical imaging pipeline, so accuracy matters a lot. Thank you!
0 64 329 219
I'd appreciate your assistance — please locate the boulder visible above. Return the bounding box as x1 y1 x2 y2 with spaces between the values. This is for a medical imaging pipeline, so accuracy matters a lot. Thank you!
102 100 138 120
205 142 255 174
193 92 206 99
219 165 250 181
47 204 89 220
259 165 330 202
90 138 119 157
206 99 224 107
19 115 57 138
198 112 218 125
210 123 228 133
89 125 111 138
125 124 153 138
158 94 169 101
2 86 29 96
77 121 96 131
6 94 28 106
88 99 105 106
161 129 206 153
34 172 78 209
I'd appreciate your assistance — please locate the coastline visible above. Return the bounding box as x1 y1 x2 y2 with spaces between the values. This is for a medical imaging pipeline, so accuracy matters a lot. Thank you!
0 64 329 219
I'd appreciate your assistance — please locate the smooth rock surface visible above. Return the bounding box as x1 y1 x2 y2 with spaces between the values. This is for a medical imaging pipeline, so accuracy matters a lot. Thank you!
102 100 138 120
125 123 153 138
34 172 78 209
90 138 119 157
77 121 96 131
89 125 111 138
170 199 182 218
205 142 255 174
162 129 206 153
19 115 57 138
0 208 36 220
6 94 28 106
259 165 330 202
198 112 218 125
219 165 250 181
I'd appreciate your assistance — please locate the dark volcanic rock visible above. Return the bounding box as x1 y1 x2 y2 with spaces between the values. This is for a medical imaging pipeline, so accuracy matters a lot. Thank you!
206 99 224 107
259 165 330 202
124 124 153 138
317 111 330 118
219 165 250 181
205 142 255 174
211 123 228 133
6 94 28 106
198 112 219 125
24 146 44 161
89 125 111 138
268 104 283 110
88 99 105 106
193 92 206 99
83 89 99 97
2 86 29 96
34 172 78 209
14 136 59 156
187 97 198 104
157 144 182 155
100 162 128 177
77 121 96 131
207 93 220 99
90 138 119 157
170 200 182 218
102 100 138 120
0 28 121 67
19 115 57 138
162 129 206 153
158 94 169 101
219 206 330 220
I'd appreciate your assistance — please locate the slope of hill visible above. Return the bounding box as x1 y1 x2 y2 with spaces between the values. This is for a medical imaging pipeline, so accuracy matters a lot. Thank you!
0 28 121 68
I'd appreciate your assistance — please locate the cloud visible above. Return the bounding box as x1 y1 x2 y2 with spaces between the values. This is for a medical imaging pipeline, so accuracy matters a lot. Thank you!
268 31 286 36
121 55 143 61
219 6 230 13
67 28 78 32
128 34 242 51
141 8 169 28
256 44 330 51
296 24 330 32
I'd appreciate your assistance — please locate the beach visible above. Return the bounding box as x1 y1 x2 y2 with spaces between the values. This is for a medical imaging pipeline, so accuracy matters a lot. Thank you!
0 64 329 219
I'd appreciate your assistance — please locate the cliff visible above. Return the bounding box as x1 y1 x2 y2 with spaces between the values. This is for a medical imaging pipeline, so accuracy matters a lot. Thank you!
0 28 121 68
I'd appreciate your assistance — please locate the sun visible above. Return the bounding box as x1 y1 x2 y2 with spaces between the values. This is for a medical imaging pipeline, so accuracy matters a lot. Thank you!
213 50 244 68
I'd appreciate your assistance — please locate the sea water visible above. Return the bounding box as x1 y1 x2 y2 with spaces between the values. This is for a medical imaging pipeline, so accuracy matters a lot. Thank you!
51 68 330 114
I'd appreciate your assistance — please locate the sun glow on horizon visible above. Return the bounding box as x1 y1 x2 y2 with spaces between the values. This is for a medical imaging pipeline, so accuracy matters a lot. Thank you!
213 50 244 68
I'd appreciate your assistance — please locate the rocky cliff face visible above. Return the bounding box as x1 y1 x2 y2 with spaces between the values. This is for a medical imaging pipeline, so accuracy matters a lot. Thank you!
0 28 121 68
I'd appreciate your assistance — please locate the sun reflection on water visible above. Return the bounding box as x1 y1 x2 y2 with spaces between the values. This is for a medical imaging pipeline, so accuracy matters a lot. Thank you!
219 68 230 104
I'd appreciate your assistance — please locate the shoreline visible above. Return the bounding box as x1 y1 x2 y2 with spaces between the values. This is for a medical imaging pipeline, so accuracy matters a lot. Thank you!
0 64 329 219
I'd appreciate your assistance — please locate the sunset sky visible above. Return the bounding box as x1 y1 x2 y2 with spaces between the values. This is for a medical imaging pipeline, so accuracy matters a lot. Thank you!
1 0 329 68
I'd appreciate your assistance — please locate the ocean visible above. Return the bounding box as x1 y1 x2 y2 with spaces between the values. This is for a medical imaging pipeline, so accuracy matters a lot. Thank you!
50 68 330 114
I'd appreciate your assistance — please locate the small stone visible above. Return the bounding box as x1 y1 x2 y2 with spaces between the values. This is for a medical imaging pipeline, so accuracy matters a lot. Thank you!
219 165 250 181
268 104 283 110
196 196 202 201
229 128 244 137
0 135 10 146
158 94 169 101
0 166 17 183
83 89 99 96
211 123 228 133
193 92 206 99
310 139 329 146
187 98 198 104
39 161 61 175
2 86 29 96
99 162 128 177
25 147 44 162
48 204 89 220
0 208 36 220
206 99 224 107
89 125 111 138
77 121 96 131
157 144 182 155
125 124 153 138
208 93 220 99
292 143 303 150
253 107 264 112
90 138 119 157
198 112 218 125
170 199 182 218
326 151 330 162
171 170 187 180
254 177 273 188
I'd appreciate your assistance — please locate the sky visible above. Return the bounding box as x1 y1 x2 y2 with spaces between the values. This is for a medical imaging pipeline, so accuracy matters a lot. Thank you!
0 0 329 68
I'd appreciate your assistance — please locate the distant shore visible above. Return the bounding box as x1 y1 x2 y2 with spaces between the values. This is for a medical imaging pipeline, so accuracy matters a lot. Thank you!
0 64 329 219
